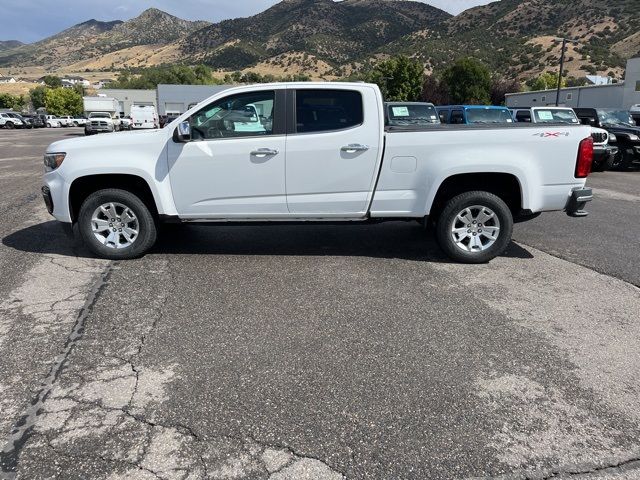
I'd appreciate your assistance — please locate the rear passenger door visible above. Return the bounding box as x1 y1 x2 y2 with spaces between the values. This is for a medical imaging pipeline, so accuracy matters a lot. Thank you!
285 87 382 216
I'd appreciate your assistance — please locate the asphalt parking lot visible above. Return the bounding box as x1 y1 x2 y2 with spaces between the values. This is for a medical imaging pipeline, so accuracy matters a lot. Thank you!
1 127 639 480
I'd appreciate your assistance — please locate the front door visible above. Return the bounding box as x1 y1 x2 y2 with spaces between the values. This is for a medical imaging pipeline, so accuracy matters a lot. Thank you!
285 87 382 216
167 89 287 218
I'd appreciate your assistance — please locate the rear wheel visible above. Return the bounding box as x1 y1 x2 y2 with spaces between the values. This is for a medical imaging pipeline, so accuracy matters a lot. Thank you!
5 122 14 129
78 189 157 260
612 148 634 170
435 191 513 264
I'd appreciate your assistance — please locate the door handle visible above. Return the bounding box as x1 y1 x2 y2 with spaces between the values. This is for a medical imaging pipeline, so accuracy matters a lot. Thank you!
251 148 279 157
341 143 369 153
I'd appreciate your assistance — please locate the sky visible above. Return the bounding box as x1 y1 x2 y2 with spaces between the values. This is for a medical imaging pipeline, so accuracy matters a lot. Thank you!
2 0 497 43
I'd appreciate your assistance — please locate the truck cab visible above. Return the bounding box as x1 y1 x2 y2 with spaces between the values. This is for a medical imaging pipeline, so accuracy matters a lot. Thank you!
436 105 513 125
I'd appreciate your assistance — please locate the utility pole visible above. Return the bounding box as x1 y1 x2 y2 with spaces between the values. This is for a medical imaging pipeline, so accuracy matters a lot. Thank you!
554 37 579 106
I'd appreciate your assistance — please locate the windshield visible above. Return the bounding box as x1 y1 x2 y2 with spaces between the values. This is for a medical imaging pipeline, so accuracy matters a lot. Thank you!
597 109 635 127
89 112 111 119
465 108 513 124
387 104 439 126
533 109 579 124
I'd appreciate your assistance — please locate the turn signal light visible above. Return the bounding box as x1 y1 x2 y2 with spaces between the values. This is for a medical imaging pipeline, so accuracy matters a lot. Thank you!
575 137 593 178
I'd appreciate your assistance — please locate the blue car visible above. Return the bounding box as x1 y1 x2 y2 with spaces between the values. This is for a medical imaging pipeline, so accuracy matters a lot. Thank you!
436 105 514 125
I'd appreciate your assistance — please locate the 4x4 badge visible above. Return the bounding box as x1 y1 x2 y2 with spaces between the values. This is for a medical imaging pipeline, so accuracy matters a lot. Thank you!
533 132 570 137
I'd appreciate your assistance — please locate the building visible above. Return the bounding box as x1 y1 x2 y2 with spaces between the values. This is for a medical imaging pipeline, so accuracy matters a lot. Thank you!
506 58 640 110
62 76 90 87
0 76 17 84
156 84 231 116
99 89 157 117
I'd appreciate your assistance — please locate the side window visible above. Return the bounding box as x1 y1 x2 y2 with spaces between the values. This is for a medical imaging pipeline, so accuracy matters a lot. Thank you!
190 91 275 140
450 110 464 124
295 89 363 133
438 110 449 123
516 110 532 122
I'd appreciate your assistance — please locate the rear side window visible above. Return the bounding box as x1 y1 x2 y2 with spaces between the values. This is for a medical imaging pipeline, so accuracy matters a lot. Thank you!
515 110 531 122
296 89 363 133
450 110 465 124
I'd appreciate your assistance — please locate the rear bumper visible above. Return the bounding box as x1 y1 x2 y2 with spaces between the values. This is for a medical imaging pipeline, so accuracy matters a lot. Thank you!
565 187 593 218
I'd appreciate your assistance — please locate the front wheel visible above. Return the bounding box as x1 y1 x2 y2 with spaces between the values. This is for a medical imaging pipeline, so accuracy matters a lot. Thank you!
435 191 513 264
78 189 157 260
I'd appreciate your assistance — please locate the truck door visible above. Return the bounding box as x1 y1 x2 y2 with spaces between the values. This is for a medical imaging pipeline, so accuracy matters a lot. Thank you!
285 87 382 216
167 88 288 218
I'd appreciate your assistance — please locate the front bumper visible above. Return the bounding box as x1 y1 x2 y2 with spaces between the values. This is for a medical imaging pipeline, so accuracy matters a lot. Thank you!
566 187 593 218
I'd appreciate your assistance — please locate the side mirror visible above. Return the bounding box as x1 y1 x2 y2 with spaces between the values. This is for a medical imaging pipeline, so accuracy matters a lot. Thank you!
173 121 191 143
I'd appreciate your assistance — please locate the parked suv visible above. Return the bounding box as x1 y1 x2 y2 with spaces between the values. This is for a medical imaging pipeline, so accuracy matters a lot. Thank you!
437 105 514 125
574 108 640 170
7 112 32 129
0 112 24 129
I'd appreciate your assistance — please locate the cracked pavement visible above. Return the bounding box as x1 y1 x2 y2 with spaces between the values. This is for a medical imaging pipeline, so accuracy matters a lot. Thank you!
1 129 640 479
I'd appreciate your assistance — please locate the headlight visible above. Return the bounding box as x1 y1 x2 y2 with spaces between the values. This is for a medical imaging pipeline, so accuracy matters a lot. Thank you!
44 152 66 170
628 134 639 141
609 133 617 142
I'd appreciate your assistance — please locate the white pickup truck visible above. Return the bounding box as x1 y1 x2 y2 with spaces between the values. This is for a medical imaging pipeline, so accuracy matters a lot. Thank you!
42 82 594 263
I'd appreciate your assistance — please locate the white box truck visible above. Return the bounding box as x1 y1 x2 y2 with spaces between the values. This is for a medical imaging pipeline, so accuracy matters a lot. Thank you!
83 96 121 135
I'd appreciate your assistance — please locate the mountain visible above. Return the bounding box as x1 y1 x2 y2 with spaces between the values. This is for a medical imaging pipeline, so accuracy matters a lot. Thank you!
0 40 24 52
0 9 209 69
179 0 451 72
0 0 638 81
384 0 640 79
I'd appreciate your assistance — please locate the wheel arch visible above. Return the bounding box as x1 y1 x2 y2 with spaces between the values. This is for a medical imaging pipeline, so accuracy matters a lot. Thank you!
428 172 523 221
68 174 160 223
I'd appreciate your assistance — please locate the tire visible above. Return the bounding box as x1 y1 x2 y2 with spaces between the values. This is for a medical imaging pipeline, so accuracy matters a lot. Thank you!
612 148 634 170
435 191 513 264
6 122 14 129
591 153 614 172
78 189 157 260
47 123 51 128
73 121 79 127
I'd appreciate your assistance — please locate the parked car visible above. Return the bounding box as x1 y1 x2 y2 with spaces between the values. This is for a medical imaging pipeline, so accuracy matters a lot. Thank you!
0 112 24 129
45 115 62 128
23 114 45 128
120 116 133 130
160 113 180 128
437 105 514 125
385 102 440 127
511 107 617 171
574 108 640 170
7 112 32 129
43 82 594 263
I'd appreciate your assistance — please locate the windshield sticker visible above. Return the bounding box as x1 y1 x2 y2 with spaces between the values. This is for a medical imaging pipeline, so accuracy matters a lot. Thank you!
538 111 554 120
392 106 410 117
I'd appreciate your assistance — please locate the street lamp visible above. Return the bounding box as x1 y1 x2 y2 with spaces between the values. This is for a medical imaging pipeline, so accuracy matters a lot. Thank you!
554 37 579 106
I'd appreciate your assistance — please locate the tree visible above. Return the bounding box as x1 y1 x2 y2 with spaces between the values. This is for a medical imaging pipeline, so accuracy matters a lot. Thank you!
490 77 521 106
365 55 424 102
0 93 25 110
30 86 47 110
421 74 450 105
526 72 566 91
42 75 62 88
44 88 83 116
440 57 492 104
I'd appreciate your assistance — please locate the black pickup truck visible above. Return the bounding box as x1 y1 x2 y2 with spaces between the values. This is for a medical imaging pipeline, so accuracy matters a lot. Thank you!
574 108 640 170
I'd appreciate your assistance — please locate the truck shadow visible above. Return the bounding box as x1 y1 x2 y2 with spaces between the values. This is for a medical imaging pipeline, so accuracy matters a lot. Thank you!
2 221 534 263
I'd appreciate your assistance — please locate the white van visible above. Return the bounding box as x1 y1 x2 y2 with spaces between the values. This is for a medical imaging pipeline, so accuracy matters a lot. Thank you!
130 105 158 130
